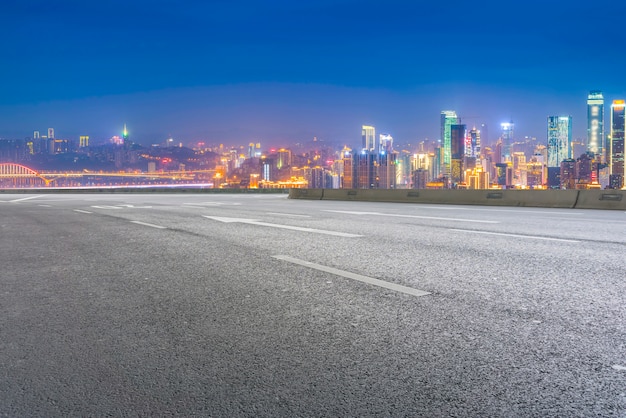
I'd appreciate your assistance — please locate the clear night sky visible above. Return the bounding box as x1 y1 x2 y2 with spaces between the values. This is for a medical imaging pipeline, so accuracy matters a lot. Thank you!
1 0 625 147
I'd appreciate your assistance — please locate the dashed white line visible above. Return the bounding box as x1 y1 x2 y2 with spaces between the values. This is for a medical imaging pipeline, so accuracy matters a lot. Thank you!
73 209 92 214
10 195 47 203
273 255 430 297
266 212 311 218
130 221 167 229
38 204 52 207
450 229 580 243
204 215 361 237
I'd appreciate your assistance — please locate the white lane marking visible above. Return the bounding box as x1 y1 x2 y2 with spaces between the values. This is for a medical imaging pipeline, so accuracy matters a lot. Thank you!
324 210 499 224
266 212 311 218
91 205 123 209
273 255 430 297
38 204 52 207
450 229 580 243
612 365 626 371
182 202 242 206
117 204 153 208
130 221 167 229
10 195 47 203
181 205 207 209
73 209 92 214
420 206 584 216
203 216 362 237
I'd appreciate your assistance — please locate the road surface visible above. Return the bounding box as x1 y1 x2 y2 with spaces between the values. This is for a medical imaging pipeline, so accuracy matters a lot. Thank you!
1 193 625 416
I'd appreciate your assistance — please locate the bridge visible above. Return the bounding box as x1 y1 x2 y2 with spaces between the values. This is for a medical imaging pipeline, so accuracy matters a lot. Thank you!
0 163 52 186
0 163 216 187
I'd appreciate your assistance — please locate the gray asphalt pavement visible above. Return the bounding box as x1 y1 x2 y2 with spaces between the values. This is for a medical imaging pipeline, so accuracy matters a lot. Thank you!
1 193 625 417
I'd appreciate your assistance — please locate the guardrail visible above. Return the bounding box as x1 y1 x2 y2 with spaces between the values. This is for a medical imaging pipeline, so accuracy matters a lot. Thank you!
288 189 626 210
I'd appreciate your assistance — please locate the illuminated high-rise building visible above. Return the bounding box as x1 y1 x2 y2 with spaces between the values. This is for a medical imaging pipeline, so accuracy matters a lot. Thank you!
362 125 375 151
560 158 577 189
354 150 376 189
440 110 459 176
547 116 572 189
47 128 54 139
609 100 625 189
547 116 572 167
122 124 129 143
33 131 40 139
341 148 353 189
500 122 514 162
450 124 466 184
277 148 292 169
587 91 604 157
379 134 393 153
79 136 89 148
468 127 481 158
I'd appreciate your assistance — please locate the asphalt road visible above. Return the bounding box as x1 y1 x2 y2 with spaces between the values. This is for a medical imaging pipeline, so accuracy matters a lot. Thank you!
1 193 625 417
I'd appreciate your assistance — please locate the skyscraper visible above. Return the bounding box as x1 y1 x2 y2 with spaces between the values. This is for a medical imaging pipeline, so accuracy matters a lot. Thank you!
609 100 625 189
450 124 466 184
468 127 481 158
500 122 514 162
547 116 572 167
362 125 375 151
379 134 393 153
547 116 572 189
47 128 54 139
440 110 459 176
587 91 604 158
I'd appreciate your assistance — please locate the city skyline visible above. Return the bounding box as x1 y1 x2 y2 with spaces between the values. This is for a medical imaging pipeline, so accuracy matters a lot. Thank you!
2 0 626 145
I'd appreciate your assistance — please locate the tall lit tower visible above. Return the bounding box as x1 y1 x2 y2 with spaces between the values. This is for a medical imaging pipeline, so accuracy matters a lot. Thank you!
468 127 481 158
450 124 466 184
500 122 514 162
379 134 393 153
48 128 55 139
440 110 459 176
587 91 604 158
122 124 129 143
609 100 625 189
362 125 375 151
547 116 572 167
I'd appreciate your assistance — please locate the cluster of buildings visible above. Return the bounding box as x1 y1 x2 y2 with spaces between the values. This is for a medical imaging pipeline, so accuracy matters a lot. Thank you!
332 91 623 190
1 91 624 190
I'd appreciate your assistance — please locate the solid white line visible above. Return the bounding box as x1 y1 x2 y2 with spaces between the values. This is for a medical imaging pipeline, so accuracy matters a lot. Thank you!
91 205 123 209
251 221 362 236
421 206 584 216
38 204 52 207
450 229 580 243
203 216 361 237
10 195 46 203
273 255 430 297
130 221 167 229
266 212 311 218
324 210 499 224
73 209 92 214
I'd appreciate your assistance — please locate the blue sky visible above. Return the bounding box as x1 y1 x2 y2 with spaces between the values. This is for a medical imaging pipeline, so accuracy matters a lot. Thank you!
1 0 625 147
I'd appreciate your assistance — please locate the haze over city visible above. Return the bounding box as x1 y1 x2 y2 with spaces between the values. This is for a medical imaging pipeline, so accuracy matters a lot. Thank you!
2 0 626 146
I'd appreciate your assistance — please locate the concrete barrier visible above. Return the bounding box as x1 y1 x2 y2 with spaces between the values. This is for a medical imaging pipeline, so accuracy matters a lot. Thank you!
574 190 626 210
301 189 580 208
288 188 324 200
0 187 289 194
